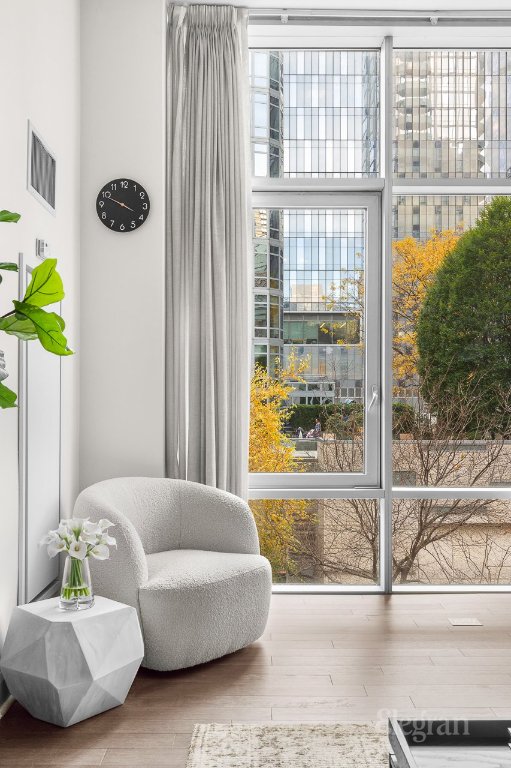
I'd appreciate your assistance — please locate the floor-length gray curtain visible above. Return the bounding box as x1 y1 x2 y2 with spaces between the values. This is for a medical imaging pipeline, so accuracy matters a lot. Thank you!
166 4 251 498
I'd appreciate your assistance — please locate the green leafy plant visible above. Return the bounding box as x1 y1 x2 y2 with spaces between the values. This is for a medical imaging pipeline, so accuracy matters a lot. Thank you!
0 209 73 408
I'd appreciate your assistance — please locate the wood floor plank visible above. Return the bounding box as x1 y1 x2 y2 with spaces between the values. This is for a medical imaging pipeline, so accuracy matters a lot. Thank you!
430 655 511 666
0 747 106 766
102 747 189 766
410 685 511 708
271 654 438 666
252 639 335 649
130 684 368 700
0 733 177 749
374 668 511 684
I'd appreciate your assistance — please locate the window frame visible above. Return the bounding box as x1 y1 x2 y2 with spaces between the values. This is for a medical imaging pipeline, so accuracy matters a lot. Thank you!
250 191 381 491
247 25 511 594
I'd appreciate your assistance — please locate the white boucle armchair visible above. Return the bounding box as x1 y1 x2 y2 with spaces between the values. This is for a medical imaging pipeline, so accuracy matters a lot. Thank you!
74 477 272 671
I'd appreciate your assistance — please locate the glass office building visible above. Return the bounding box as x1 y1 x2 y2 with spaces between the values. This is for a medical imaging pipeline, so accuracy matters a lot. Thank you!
393 50 511 239
250 50 378 404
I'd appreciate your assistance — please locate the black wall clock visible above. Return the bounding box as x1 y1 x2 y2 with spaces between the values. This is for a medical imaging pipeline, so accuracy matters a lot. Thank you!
96 178 150 232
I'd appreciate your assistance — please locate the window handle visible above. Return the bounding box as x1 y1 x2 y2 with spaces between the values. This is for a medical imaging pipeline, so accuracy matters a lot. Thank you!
368 384 379 411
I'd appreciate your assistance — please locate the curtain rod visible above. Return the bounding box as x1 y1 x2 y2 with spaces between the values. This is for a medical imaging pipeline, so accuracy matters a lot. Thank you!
248 9 511 25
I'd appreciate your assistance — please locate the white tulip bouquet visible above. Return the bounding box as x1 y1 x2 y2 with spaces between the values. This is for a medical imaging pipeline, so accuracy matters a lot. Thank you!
40 518 116 609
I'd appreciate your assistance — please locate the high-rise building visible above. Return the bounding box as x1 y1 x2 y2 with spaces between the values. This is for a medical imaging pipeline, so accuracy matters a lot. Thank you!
251 52 285 376
393 50 511 240
250 50 379 404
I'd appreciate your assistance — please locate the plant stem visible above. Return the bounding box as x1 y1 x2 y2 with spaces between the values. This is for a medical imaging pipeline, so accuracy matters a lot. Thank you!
61 557 91 600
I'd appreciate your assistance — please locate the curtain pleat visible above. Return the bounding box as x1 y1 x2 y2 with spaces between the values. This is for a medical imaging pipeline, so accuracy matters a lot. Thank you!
166 4 251 499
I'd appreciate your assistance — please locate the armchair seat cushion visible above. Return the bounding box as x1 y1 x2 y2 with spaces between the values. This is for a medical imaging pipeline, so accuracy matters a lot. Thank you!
139 549 271 671
144 548 269 589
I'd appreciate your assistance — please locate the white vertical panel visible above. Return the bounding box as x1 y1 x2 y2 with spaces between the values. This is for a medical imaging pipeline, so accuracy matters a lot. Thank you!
19 262 61 603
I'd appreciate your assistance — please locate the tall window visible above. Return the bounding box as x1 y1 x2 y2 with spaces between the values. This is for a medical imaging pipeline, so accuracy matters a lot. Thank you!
248 38 511 591
391 50 511 586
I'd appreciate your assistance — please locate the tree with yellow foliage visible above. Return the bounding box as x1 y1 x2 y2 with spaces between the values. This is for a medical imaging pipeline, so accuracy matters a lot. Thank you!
249 363 298 474
249 356 316 579
392 229 459 388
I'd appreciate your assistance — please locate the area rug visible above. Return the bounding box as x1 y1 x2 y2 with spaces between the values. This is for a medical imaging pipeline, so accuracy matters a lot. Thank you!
186 723 388 767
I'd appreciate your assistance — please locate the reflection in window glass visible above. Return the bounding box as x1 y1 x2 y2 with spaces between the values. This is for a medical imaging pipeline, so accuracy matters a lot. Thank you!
284 313 360 345
249 498 380 585
254 303 267 328
393 194 494 241
250 208 366 473
254 344 267 369
250 50 380 178
394 50 511 179
393 499 511 585
252 92 268 138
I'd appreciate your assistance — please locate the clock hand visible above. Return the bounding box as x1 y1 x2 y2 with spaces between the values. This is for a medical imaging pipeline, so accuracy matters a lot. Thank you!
110 197 135 213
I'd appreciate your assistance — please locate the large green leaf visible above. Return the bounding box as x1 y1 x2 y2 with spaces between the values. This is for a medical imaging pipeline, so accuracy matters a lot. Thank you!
23 258 64 307
0 380 17 408
0 210 21 223
0 313 38 341
13 301 73 356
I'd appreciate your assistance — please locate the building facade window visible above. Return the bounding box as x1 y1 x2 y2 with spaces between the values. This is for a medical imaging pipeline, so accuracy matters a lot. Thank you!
250 50 380 178
394 50 511 179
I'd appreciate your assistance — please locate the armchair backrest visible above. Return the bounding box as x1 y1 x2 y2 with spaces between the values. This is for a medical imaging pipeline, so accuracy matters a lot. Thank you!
77 477 182 554
74 476 260 556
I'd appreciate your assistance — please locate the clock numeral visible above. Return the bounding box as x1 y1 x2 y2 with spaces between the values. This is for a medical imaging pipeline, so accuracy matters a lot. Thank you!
142 203 148 210
99 200 104 208
102 212 106 220
131 221 136 229
139 192 145 199
133 184 137 191
121 180 128 189
102 191 111 198
110 183 117 191
120 224 125 231
139 215 144 221
110 220 115 228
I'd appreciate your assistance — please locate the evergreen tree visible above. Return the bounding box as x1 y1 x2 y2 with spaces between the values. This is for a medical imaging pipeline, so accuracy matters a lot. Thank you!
417 196 511 435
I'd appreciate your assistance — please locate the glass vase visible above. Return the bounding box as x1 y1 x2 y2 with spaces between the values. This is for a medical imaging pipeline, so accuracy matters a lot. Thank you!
59 556 94 610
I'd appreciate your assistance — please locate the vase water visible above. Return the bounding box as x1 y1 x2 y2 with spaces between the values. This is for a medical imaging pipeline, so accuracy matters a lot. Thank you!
60 555 94 610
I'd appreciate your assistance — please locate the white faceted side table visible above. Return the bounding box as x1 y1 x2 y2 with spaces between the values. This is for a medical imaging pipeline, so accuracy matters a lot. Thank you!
0 596 144 727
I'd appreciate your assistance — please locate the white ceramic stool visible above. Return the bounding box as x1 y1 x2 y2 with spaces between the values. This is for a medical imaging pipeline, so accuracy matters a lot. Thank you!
0 596 144 727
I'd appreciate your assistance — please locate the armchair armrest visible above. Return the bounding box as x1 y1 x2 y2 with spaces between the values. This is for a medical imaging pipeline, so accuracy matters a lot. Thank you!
73 486 148 614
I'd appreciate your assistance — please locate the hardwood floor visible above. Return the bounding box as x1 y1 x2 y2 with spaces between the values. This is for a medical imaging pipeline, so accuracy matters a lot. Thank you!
2 593 511 766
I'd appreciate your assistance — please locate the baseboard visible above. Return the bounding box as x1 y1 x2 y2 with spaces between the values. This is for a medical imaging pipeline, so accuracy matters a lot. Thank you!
0 694 14 719
0 673 13 718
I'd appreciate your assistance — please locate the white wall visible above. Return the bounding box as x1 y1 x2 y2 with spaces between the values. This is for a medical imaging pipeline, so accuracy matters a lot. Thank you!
0 0 80 667
80 0 166 489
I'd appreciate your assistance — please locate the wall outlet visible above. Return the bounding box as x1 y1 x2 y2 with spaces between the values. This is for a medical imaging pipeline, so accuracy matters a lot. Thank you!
35 239 51 260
